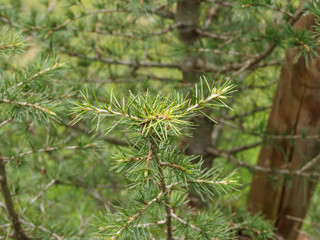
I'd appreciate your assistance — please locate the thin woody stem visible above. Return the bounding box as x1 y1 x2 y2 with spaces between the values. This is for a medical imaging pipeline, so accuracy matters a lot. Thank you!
0 158 29 240
150 139 173 240
0 99 56 116
0 143 97 163
0 42 22 51
0 118 13 129
109 191 164 240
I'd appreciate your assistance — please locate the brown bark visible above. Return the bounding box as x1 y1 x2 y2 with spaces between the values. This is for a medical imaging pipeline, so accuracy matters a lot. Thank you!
0 159 30 240
175 0 217 208
175 0 215 170
247 15 320 240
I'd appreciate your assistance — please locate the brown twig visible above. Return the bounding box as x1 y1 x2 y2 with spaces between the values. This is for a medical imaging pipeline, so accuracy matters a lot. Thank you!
0 159 29 240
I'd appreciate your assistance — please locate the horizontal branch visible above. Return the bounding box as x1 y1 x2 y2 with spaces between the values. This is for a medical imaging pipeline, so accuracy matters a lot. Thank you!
46 8 126 37
223 141 262 154
136 220 166 229
81 105 141 121
187 179 237 185
226 106 271 120
232 43 276 75
47 3 176 37
84 22 184 39
1 144 97 164
0 15 21 28
159 161 189 173
0 99 56 116
63 121 131 147
62 44 277 75
63 50 180 69
0 223 10 229
0 118 13 129
266 134 320 140
195 28 230 40
153 3 175 19
0 42 23 51
170 210 201 232
207 147 320 177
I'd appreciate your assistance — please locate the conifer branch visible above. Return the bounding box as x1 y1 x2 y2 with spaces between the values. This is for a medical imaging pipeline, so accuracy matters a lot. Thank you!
0 15 21 28
159 161 189 173
63 50 180 69
14 62 63 89
1 144 97 164
222 141 263 154
0 118 13 129
109 191 164 240
226 106 271 120
232 43 277 75
0 31 25 54
19 218 63 240
136 220 166 228
170 210 201 232
154 150 173 240
153 3 174 19
186 84 233 112
46 8 124 38
267 5 294 19
21 179 57 215
144 150 153 177
195 28 230 40
207 147 320 177
0 42 23 51
0 99 56 116
187 179 237 185
83 22 184 39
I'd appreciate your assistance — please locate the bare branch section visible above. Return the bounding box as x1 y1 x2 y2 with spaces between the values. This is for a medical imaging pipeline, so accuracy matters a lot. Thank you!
207 147 320 177
1 143 97 164
0 159 29 240
62 45 276 75
0 118 13 129
170 210 201 232
83 22 184 39
63 50 180 69
136 220 166 229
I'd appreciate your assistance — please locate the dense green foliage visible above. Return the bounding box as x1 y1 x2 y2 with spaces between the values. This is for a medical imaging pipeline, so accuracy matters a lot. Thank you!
73 79 240 239
0 0 320 239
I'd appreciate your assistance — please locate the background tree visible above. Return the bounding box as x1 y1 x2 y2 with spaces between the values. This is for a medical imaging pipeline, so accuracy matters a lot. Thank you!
248 8 320 240
0 0 320 239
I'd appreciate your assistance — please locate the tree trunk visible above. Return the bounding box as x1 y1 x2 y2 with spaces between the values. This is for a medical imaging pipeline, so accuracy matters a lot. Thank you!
247 15 320 240
175 0 217 208
175 0 215 170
